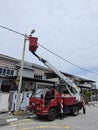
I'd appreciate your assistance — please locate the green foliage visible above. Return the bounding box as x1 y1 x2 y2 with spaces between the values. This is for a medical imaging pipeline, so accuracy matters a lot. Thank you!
85 90 92 97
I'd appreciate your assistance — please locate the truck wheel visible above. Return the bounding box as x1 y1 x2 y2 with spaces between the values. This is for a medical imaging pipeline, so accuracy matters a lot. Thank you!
48 109 56 121
72 106 79 116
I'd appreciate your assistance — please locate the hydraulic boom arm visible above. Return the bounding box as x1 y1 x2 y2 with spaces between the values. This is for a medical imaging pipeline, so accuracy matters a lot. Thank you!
31 52 80 101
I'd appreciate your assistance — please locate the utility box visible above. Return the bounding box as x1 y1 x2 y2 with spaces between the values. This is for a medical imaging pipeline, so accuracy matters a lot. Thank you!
29 36 38 52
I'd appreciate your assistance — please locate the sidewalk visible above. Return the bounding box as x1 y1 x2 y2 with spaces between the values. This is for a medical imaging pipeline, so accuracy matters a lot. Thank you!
0 110 35 125
88 101 98 106
0 113 18 125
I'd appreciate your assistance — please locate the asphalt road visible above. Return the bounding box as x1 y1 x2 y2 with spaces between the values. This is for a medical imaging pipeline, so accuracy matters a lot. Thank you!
0 104 98 130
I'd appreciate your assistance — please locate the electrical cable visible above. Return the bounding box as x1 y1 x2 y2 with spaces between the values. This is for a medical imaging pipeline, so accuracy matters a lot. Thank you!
0 25 25 36
39 43 98 75
0 24 98 75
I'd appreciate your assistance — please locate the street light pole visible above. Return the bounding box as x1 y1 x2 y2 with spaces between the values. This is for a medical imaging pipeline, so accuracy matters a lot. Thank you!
15 34 27 112
15 30 35 112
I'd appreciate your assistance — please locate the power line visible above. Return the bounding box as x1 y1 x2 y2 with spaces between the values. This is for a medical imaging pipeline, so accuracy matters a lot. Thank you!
39 43 98 75
0 25 25 36
0 25 98 75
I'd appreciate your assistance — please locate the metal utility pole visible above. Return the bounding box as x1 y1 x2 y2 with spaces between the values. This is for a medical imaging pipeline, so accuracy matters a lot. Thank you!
15 30 35 112
15 34 27 112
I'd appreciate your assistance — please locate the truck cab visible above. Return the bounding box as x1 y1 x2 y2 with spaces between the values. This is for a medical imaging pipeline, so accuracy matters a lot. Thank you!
29 88 57 117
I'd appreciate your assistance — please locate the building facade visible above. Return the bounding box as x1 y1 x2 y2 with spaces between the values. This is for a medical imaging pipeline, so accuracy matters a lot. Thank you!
0 54 52 92
0 54 98 111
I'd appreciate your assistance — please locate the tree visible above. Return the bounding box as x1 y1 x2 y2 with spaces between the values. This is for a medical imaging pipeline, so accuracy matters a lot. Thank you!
85 90 92 102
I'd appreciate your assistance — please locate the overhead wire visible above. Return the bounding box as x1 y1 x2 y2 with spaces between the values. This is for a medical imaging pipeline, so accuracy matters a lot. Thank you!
0 25 25 36
0 24 98 75
39 43 98 75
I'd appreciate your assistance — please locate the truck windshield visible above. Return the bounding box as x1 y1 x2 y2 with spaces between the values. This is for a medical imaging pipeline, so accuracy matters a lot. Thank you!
32 89 45 98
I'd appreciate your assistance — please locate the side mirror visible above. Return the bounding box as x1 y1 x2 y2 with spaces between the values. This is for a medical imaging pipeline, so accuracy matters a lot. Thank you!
41 94 43 99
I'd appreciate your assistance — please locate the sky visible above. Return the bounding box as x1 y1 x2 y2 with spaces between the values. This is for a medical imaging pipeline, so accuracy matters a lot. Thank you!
0 0 98 87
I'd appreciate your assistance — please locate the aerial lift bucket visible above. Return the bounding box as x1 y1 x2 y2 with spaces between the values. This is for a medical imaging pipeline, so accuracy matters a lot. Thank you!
29 35 38 52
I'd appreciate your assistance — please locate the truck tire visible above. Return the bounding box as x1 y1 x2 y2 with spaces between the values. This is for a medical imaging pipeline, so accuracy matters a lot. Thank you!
72 106 79 116
48 109 56 121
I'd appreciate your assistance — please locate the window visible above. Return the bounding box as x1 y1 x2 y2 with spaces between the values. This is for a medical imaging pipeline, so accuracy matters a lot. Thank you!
10 70 14 75
34 74 42 79
0 68 2 74
0 67 14 76
7 69 10 75
3 68 6 74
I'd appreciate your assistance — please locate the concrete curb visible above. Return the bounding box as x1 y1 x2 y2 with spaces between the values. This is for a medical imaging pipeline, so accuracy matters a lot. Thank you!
0 111 34 125
0 113 19 126
0 118 18 125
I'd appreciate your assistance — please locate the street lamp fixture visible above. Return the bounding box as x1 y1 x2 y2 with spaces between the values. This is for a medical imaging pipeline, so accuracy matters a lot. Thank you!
30 29 36 35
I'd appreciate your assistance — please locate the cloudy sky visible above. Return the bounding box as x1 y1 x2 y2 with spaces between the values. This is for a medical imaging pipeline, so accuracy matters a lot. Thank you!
0 0 98 87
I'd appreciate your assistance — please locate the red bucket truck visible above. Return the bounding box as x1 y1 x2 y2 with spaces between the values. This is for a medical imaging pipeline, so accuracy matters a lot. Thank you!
28 35 86 121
